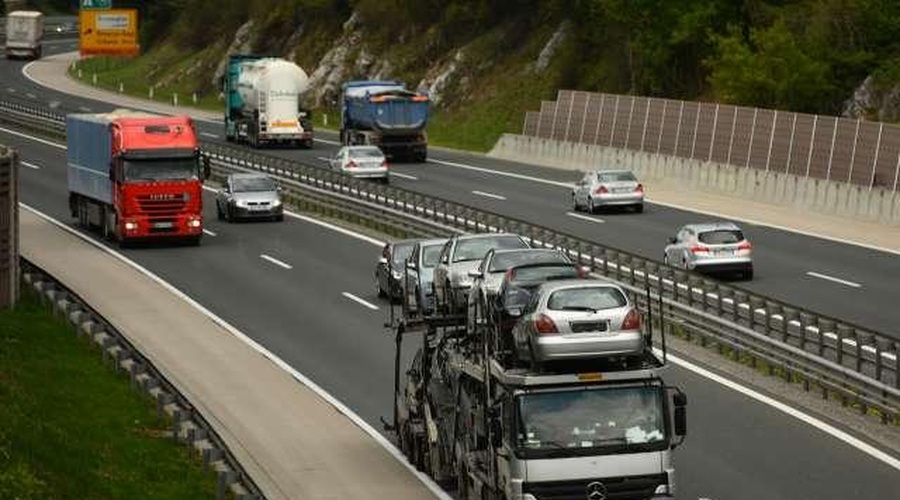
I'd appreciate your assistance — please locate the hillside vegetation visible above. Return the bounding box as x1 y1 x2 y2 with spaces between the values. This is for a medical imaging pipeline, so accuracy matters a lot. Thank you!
52 1 900 148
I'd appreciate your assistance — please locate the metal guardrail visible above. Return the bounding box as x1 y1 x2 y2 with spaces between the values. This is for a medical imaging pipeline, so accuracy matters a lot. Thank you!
20 258 261 500
2 98 897 422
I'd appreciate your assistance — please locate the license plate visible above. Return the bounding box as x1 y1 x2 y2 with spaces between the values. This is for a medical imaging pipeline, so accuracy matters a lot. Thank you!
615 187 631 193
249 206 267 211
153 221 174 229
717 249 734 256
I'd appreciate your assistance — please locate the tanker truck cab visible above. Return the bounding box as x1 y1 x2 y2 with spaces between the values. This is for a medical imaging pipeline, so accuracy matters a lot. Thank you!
492 373 687 500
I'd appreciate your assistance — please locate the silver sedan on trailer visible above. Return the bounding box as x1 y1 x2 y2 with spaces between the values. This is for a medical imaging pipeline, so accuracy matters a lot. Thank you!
572 169 644 213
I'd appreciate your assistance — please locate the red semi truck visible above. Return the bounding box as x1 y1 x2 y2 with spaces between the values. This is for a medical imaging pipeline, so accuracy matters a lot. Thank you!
67 111 210 246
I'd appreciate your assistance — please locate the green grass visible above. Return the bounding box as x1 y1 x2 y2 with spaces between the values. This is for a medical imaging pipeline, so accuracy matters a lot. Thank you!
0 291 218 499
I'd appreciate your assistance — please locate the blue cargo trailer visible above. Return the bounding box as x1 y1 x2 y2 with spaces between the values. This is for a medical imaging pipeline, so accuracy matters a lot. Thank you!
67 114 114 205
340 81 429 162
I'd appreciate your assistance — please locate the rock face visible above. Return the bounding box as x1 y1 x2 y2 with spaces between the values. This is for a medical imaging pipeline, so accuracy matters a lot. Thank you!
534 21 570 72
843 75 900 122
212 20 256 88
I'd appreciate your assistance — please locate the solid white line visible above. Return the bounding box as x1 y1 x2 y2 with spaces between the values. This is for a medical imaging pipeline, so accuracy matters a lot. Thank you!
259 254 292 270
18 203 451 499
202 229 217 237
566 211 605 223
342 292 379 311
78 106 92 112
26 92 35 99
429 158 574 188
200 132 219 139
472 190 507 201
21 161 41 170
663 350 900 472
806 271 862 288
6 87 15 93
314 138 341 146
390 172 418 181
0 125 67 149
316 156 332 162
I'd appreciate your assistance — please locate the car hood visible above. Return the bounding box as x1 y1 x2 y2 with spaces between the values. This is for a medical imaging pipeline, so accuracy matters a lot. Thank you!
232 191 280 203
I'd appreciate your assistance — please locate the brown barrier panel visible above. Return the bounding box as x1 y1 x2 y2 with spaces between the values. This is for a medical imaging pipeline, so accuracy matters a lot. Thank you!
693 103 717 161
730 107 755 167
849 121 879 186
642 98 665 153
748 109 775 170
523 111 540 136
564 91 591 143
580 93 602 144
626 96 649 151
808 117 838 180
0 146 18 310
788 114 815 176
828 118 858 182
536 101 557 139
657 99 679 155
874 124 900 190
551 95 571 141
769 111 795 173
597 94 618 147
611 96 633 148
710 104 736 164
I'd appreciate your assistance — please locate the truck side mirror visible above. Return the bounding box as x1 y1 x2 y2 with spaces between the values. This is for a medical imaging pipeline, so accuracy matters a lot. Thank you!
673 391 687 438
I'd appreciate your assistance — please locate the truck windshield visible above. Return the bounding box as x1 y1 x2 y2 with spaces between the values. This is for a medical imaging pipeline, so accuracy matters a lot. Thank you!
124 158 198 182
517 385 666 456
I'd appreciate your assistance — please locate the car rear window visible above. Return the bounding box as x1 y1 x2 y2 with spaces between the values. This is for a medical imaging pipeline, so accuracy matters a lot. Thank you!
509 265 578 283
597 171 637 183
453 236 528 262
489 251 568 272
349 147 384 158
698 230 744 244
547 287 627 311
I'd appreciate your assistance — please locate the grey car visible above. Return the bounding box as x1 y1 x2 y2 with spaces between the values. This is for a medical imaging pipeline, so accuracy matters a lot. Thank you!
375 239 419 302
512 279 644 366
433 233 530 313
403 238 448 315
572 169 644 213
216 173 284 222
466 248 574 332
664 222 753 280
328 145 389 182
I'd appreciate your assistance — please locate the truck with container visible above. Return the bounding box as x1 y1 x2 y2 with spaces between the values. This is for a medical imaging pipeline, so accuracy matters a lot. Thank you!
67 110 210 246
4 10 44 59
341 81 429 162
386 262 687 499
223 54 314 148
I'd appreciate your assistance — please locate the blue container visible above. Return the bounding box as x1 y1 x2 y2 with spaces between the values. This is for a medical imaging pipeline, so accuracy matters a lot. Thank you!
342 81 429 136
67 114 113 204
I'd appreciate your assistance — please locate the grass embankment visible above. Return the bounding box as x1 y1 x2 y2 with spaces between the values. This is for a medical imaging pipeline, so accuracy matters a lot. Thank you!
0 292 217 499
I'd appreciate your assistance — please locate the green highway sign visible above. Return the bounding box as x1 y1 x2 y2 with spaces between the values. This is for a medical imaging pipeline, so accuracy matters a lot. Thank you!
81 0 112 9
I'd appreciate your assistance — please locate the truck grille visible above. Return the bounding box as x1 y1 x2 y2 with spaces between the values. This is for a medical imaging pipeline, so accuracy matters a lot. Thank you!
523 474 667 500
136 195 186 216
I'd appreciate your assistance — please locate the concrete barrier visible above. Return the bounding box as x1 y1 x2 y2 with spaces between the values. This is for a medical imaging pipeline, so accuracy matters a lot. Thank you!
489 133 900 225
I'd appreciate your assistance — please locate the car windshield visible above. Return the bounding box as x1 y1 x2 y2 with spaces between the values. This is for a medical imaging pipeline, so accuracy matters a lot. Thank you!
547 287 627 311
596 171 636 183
233 177 276 192
517 386 666 452
698 229 744 244
392 243 414 266
348 147 384 159
123 158 197 182
422 245 443 268
489 251 568 273
453 236 528 263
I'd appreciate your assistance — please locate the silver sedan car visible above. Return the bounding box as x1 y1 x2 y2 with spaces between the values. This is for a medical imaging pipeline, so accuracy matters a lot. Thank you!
512 279 644 366
433 233 530 313
328 145 389 182
664 222 753 280
215 173 284 222
572 169 644 213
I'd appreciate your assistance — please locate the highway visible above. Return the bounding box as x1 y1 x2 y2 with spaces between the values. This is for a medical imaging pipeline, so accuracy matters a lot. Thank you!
3 42 899 498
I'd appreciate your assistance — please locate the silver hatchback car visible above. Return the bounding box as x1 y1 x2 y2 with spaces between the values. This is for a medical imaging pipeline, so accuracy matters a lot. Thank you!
664 222 753 280
215 173 284 222
512 279 644 366
572 169 644 213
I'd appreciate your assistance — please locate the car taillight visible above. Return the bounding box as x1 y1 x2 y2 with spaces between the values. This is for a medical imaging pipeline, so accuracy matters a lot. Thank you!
622 308 641 330
534 314 558 335
505 269 516 281
635 183 644 193
690 245 709 254
382 160 389 169
738 241 752 251
347 160 357 169
594 185 609 195
576 266 588 278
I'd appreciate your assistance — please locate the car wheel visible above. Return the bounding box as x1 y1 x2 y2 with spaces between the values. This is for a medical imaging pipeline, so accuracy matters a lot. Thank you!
225 205 234 222
572 194 580 212
663 253 669 266
635 203 644 214
744 268 754 281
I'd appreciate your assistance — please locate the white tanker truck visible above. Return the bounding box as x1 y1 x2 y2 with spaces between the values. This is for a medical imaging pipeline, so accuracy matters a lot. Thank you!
223 55 314 148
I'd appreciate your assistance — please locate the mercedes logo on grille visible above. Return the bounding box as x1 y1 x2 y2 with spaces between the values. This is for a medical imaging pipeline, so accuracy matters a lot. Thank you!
585 481 607 500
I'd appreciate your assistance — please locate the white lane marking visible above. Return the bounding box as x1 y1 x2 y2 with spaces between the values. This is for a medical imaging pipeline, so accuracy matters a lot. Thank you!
429 158 574 188
6 87 15 93
342 292 379 311
316 156 332 162
663 349 900 473
390 172 418 181
259 253 292 270
0 125 67 149
472 190 506 201
314 138 341 146
18 203 451 499
200 132 219 139
566 211 605 223
21 161 41 170
805 271 862 288
78 106 92 112
202 229 217 237
26 93 36 99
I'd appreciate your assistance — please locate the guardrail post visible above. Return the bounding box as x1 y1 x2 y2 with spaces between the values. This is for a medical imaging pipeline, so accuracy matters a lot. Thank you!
732 290 748 326
816 318 834 357
835 324 852 368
